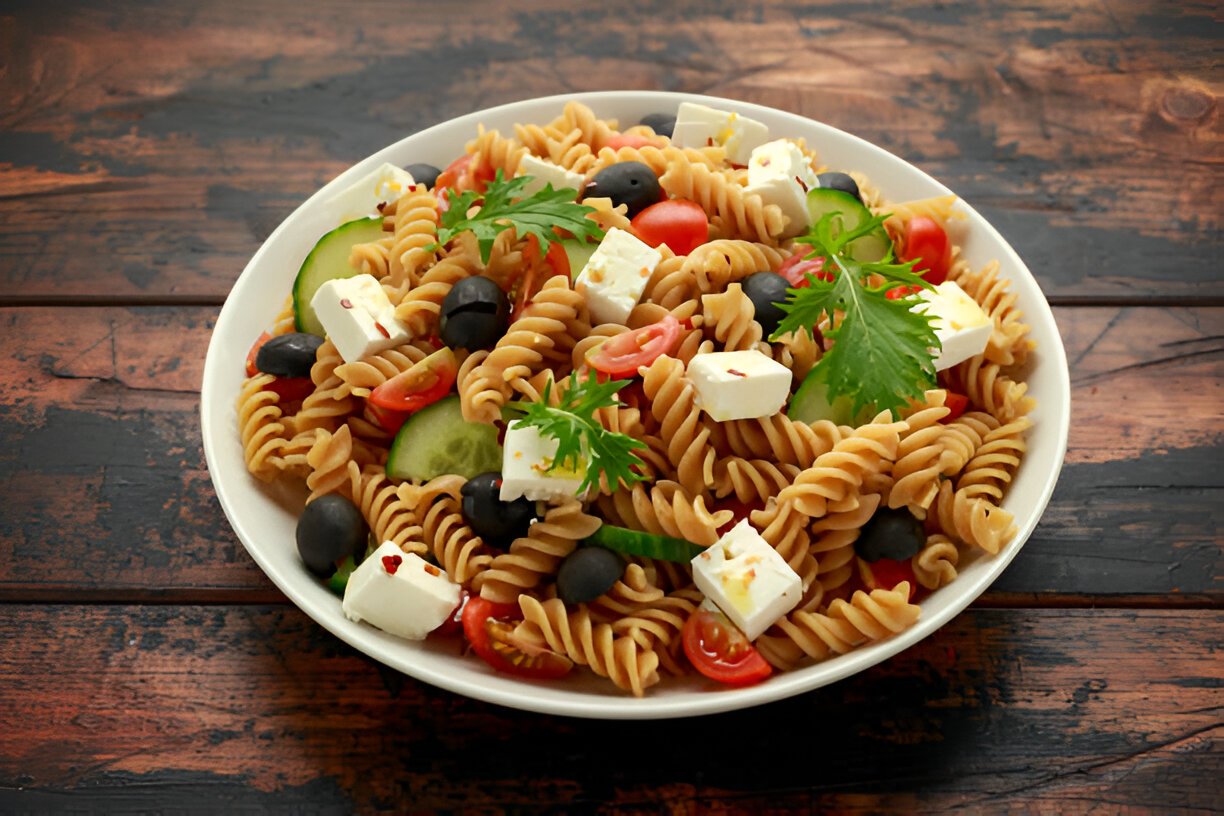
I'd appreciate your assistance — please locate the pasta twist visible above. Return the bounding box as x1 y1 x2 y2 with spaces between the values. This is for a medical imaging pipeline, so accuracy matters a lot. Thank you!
289 339 360 434
237 374 289 480
513 596 661 697
701 283 765 352
640 354 716 489
594 480 731 548
393 242 483 338
768 583 921 666
642 240 786 309
710 456 802 504
350 464 427 556
407 475 495 583
587 143 726 176
941 356 1035 423
932 479 1017 555
887 392 953 514
809 492 883 599
467 127 530 184
776 414 904 520
954 260 1035 367
956 416 1032 502
658 158 787 244
911 533 959 590
386 186 440 289
720 413 844 469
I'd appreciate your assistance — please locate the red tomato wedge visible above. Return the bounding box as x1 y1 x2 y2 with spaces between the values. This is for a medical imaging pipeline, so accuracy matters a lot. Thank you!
366 402 413 435
460 597 574 680
857 557 918 601
939 392 970 423
777 253 832 288
682 608 772 686
586 316 681 378
630 199 708 256
369 347 458 412
885 284 923 300
602 133 658 151
245 331 315 402
899 216 951 285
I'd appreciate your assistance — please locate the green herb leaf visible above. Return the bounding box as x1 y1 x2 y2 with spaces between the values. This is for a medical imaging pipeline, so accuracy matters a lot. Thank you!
771 212 940 419
503 372 647 496
435 171 605 263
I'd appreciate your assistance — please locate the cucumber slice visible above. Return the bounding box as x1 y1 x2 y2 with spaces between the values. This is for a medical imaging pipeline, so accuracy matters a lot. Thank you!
788 368 869 426
561 238 599 280
805 187 891 263
292 217 386 336
386 395 502 481
583 524 704 563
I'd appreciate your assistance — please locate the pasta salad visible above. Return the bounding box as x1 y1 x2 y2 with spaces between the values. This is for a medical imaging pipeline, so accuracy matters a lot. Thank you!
236 100 1036 695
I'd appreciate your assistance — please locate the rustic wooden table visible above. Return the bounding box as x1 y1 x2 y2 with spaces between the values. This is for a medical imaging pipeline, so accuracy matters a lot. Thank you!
2 0 1220 812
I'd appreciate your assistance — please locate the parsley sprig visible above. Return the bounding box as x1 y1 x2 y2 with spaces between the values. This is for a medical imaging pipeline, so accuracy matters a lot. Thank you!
502 372 648 497
771 212 940 419
434 171 605 263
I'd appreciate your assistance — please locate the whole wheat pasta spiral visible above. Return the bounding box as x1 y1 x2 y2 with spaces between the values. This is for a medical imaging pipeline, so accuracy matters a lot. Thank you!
513 597 661 697
659 158 787 244
349 464 426 556
911 533 959 590
386 186 440 289
768 583 921 667
237 374 289 480
953 260 1035 367
393 240 483 338
701 283 765 352
594 480 731 548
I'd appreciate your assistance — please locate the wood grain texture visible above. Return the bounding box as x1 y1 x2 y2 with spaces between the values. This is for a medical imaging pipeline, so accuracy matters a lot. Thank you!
0 605 1219 813
0 0 1219 300
0 305 1219 599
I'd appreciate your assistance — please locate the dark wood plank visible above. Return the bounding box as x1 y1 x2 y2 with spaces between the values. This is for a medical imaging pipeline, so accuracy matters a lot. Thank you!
0 605 1219 812
1 304 1219 601
0 0 1218 300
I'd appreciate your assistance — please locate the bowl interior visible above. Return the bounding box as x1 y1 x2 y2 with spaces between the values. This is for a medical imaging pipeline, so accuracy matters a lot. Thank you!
201 90 1070 719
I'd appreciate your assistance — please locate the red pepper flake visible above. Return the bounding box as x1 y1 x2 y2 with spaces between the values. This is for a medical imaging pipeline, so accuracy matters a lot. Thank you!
706 137 715 147
424 564 441 577
727 368 748 378
382 554 403 575
795 175 809 192
759 157 771 167
375 322 390 338
340 298 353 309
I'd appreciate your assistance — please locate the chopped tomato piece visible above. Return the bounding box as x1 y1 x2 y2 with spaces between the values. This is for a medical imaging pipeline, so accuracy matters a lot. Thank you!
682 608 772 686
602 133 658 151
630 199 708 256
885 284 923 300
857 557 918 601
366 401 413 435
461 596 573 680
369 347 458 412
711 497 760 536
245 331 273 378
939 392 970 423
777 253 832 288
899 216 951 285
586 316 682 378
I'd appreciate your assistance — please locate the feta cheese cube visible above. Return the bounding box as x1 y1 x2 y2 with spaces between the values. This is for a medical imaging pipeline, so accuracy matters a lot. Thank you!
328 162 417 223
574 227 662 325
744 175 810 239
499 420 587 502
310 273 411 364
686 350 792 421
745 139 818 238
671 102 770 165
517 155 586 198
342 541 461 641
913 281 993 370
691 519 802 640
747 139 819 190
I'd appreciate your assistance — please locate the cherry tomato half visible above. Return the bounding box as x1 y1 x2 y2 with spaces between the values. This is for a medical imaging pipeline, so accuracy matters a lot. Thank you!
586 315 682 378
366 402 413 435
245 331 315 402
369 347 458 412
460 596 574 680
899 216 951 285
939 392 970 424
602 133 658 151
682 608 772 686
885 284 923 300
777 253 832 288
857 557 918 601
630 199 709 256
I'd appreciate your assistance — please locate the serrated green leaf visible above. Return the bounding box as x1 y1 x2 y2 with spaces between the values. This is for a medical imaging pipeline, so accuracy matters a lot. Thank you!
772 212 940 418
502 372 648 496
434 171 605 263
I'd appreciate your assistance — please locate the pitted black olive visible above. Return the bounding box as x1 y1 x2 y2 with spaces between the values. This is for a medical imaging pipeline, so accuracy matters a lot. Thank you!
556 546 625 605
404 162 442 190
740 271 792 337
296 494 369 577
854 507 925 562
584 161 661 218
460 472 537 546
639 113 676 139
439 276 510 350
255 332 325 379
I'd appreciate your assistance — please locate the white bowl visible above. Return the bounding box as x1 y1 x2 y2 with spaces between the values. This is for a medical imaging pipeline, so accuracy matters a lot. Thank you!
201 91 1070 719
